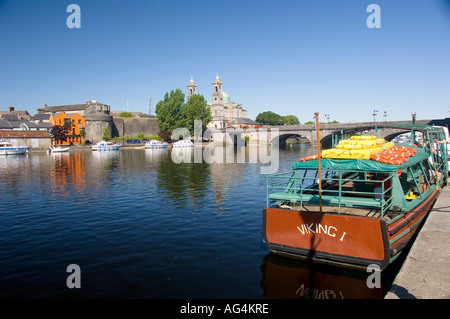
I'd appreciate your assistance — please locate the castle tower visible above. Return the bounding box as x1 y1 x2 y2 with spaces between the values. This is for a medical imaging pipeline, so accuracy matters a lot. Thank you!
187 76 197 100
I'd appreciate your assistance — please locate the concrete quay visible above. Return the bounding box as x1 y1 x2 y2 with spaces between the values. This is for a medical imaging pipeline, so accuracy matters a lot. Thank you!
385 187 450 299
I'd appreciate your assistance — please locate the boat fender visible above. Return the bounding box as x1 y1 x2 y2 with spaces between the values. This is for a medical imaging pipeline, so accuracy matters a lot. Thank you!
299 154 320 162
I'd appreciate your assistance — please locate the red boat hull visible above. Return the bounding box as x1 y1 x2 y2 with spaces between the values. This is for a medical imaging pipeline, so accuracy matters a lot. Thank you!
262 189 439 270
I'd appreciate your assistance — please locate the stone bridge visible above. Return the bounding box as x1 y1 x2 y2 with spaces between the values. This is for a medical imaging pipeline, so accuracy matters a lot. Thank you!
213 119 442 148
265 120 433 148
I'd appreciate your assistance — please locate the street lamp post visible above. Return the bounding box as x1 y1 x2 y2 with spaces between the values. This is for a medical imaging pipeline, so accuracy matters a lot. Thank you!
325 114 330 123
383 111 387 122
373 110 378 123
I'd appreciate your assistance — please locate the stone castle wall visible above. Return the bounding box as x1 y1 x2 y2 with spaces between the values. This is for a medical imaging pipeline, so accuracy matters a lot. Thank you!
112 118 159 138
84 116 159 143
84 114 113 143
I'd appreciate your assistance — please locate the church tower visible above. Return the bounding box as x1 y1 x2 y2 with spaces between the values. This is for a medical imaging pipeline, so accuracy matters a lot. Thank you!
209 74 225 128
187 76 197 101
211 74 223 106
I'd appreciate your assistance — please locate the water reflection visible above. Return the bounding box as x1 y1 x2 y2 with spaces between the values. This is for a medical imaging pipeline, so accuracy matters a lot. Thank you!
144 148 169 158
156 148 211 209
0 154 29 170
1 145 407 298
91 150 120 164
0 155 31 202
260 253 386 299
48 152 87 199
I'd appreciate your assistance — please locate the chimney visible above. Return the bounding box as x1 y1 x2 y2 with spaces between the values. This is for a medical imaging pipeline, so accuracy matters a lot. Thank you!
8 106 14 113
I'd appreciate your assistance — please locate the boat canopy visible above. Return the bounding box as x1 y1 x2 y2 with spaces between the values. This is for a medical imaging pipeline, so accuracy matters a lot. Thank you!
292 146 430 172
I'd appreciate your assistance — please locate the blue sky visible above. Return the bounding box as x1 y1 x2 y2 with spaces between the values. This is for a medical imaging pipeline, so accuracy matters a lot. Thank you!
0 0 449 123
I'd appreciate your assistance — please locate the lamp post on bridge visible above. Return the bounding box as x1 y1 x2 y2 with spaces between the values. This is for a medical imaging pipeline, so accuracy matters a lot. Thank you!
373 110 378 123
383 111 387 123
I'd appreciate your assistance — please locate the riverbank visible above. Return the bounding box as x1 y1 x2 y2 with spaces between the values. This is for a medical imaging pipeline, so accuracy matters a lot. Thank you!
385 186 450 299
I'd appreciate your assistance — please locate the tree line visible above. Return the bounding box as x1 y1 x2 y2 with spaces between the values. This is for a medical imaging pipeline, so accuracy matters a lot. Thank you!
255 111 339 125
255 111 300 125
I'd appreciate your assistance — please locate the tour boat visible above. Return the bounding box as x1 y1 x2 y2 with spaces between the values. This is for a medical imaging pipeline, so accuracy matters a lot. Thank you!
172 140 194 148
145 140 169 149
92 141 121 151
49 145 70 153
0 141 30 155
263 125 448 271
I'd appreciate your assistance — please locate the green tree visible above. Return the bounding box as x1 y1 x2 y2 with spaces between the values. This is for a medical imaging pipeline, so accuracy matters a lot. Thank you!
255 111 283 125
282 115 300 125
119 111 132 118
155 89 185 134
102 127 111 141
50 125 69 145
180 94 212 135
79 127 86 146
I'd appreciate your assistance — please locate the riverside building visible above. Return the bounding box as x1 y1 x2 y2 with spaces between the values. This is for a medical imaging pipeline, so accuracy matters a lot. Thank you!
187 75 258 130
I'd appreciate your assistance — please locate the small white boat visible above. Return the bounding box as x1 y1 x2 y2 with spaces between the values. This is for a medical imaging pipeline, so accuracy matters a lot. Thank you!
145 140 169 149
172 140 194 148
0 141 30 155
49 145 70 153
92 141 121 151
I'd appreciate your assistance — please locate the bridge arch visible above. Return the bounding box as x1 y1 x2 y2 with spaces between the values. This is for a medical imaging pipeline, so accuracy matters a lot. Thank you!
267 122 430 149
277 133 309 146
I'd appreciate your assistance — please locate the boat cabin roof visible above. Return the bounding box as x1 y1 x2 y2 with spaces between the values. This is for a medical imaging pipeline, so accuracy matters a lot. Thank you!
292 145 429 172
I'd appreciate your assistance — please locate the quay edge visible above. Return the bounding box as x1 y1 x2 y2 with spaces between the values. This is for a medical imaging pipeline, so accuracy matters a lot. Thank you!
385 187 450 299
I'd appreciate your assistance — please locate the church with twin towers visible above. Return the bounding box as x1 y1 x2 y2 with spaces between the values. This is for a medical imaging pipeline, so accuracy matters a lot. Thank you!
186 74 258 129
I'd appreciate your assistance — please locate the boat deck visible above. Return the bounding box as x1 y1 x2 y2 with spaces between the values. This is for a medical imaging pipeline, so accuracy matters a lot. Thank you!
277 202 393 222
271 175 393 221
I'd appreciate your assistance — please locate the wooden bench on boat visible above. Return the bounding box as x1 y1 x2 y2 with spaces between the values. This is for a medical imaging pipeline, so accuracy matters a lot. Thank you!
268 192 383 209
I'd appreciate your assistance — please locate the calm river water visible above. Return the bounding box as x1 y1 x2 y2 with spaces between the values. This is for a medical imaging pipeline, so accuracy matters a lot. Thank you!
0 145 404 298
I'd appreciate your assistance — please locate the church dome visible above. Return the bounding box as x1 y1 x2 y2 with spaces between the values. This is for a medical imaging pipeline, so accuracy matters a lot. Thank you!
222 92 234 104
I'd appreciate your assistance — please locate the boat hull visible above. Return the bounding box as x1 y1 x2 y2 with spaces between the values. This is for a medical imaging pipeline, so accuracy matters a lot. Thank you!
0 147 29 155
386 189 439 257
262 189 439 271
49 147 70 153
92 146 121 151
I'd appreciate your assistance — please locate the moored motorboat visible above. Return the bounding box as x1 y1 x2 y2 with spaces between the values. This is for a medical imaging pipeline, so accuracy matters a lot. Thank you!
263 125 448 271
172 139 194 148
0 140 30 155
49 145 70 153
92 141 121 151
145 140 169 149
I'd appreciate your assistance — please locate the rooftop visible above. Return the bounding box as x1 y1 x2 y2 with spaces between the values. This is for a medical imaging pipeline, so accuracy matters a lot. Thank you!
0 130 51 138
